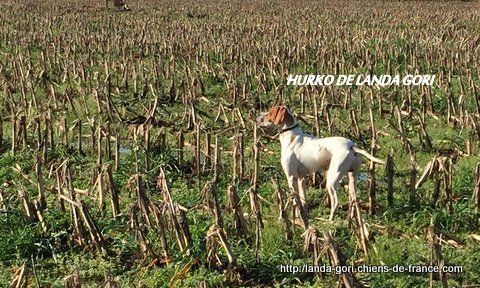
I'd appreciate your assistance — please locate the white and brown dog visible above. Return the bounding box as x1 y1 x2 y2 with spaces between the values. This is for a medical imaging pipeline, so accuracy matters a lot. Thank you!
257 106 385 221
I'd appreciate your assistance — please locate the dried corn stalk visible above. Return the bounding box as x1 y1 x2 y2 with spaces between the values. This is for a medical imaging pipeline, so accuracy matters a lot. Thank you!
226 184 248 238
272 179 292 242
323 231 362 288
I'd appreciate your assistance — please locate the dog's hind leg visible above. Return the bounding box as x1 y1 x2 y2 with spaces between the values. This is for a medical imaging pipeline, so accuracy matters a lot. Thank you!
348 171 358 200
326 152 357 221
326 169 342 221
347 156 360 197
348 155 361 205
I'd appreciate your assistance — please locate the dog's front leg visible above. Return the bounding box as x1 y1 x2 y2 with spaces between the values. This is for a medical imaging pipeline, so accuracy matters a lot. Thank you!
297 177 308 212
287 175 308 228
286 174 299 214
286 174 299 200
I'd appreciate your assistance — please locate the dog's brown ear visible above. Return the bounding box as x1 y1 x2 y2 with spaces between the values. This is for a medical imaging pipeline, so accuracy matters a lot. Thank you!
266 106 278 122
267 106 286 125
273 107 287 125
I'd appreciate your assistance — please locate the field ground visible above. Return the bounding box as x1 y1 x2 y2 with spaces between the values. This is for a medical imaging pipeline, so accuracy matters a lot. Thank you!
1 0 480 287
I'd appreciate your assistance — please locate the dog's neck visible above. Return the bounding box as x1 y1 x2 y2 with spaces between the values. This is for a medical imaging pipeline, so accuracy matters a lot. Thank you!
280 123 299 134
278 122 302 148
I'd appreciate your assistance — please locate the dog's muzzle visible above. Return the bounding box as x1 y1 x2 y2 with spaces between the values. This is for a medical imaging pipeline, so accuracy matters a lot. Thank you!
256 114 266 126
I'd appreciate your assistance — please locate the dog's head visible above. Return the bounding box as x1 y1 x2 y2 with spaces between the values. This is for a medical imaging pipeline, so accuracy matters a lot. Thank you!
256 105 295 130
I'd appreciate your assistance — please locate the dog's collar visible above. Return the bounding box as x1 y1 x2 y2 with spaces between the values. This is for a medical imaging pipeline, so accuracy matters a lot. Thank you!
280 123 300 134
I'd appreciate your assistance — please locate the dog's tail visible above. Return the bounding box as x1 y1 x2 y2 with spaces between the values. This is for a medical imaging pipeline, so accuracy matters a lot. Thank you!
352 147 385 165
